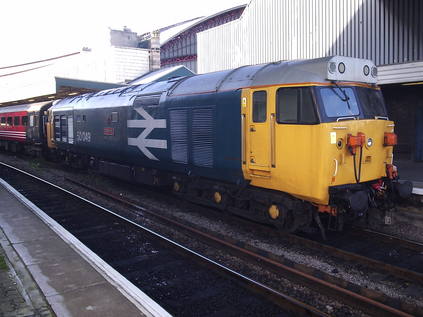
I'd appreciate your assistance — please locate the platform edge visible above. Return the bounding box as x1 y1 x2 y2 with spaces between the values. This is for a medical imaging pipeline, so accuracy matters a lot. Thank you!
0 178 172 317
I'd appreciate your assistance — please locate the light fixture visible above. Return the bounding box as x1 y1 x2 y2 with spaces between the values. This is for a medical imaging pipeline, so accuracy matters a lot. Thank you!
367 138 373 147
328 62 337 73
363 65 370 76
371 67 377 77
338 62 346 74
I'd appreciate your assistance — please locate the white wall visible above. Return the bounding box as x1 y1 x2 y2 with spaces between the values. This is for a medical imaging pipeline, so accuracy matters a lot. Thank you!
197 0 423 73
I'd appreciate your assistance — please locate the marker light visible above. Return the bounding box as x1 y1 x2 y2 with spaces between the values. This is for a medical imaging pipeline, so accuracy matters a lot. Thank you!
367 137 373 147
328 62 337 73
363 65 370 76
371 67 378 77
338 62 346 73
347 132 365 154
384 132 397 146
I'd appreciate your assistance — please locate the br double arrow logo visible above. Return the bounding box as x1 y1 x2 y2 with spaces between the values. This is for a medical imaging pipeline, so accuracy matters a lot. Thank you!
127 107 167 160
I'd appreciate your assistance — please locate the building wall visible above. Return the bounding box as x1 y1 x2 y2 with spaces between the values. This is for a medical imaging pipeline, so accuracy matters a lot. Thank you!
110 28 139 47
111 47 150 83
197 0 423 73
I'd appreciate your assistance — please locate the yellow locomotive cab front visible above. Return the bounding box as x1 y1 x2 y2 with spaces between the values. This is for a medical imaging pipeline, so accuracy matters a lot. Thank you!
241 57 413 230
242 84 398 205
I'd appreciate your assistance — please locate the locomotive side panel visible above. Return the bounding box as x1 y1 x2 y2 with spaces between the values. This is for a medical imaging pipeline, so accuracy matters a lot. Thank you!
163 90 243 184
126 90 243 184
73 106 128 162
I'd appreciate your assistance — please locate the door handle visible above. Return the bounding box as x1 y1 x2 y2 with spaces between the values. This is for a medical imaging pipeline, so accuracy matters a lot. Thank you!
250 127 256 132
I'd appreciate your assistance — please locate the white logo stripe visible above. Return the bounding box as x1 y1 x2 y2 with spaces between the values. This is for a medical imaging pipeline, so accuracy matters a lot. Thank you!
127 107 167 161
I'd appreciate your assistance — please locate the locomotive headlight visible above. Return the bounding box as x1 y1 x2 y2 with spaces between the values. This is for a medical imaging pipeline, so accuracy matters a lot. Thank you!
338 62 346 74
367 138 373 147
328 62 337 73
371 67 378 77
363 65 370 76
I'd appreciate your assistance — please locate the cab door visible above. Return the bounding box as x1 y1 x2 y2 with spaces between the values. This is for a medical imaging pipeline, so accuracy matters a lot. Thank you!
247 89 273 174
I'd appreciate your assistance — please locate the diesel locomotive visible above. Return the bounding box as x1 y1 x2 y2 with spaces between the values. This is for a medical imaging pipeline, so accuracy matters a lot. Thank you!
0 56 413 236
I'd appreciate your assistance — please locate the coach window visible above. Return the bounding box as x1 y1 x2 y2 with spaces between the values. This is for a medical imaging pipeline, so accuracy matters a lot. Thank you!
1 117 5 126
276 87 318 124
252 91 267 122
14 116 20 126
7 117 12 126
22 116 28 126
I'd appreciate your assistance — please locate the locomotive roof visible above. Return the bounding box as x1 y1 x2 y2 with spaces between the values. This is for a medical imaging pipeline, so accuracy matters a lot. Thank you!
52 56 377 110
170 56 377 96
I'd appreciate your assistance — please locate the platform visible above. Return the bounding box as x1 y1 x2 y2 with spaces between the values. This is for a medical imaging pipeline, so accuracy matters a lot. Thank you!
0 180 170 317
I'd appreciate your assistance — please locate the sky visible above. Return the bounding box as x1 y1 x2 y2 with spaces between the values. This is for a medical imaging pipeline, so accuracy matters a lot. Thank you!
1 0 247 67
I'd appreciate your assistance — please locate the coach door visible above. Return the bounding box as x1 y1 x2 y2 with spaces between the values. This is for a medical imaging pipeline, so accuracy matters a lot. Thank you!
245 88 273 175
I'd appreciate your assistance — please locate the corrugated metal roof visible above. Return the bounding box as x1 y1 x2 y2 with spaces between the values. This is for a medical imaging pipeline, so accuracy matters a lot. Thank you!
378 61 423 85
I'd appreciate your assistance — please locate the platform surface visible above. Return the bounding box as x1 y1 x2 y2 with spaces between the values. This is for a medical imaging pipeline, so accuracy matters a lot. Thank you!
0 184 148 317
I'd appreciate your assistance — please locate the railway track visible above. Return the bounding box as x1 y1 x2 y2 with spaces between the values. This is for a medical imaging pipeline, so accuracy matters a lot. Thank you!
0 162 327 317
304 227 423 280
62 176 421 317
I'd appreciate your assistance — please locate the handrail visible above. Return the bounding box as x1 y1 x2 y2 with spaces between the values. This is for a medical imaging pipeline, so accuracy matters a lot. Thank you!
270 113 276 168
241 114 246 165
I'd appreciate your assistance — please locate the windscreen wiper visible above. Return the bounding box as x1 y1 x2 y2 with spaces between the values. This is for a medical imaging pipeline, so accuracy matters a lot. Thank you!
332 81 352 111
332 81 349 101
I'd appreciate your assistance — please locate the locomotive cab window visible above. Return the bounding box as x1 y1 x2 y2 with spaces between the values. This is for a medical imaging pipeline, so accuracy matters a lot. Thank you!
355 87 388 118
60 115 67 142
111 112 119 123
319 87 359 119
54 115 61 141
252 90 267 123
276 87 318 124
